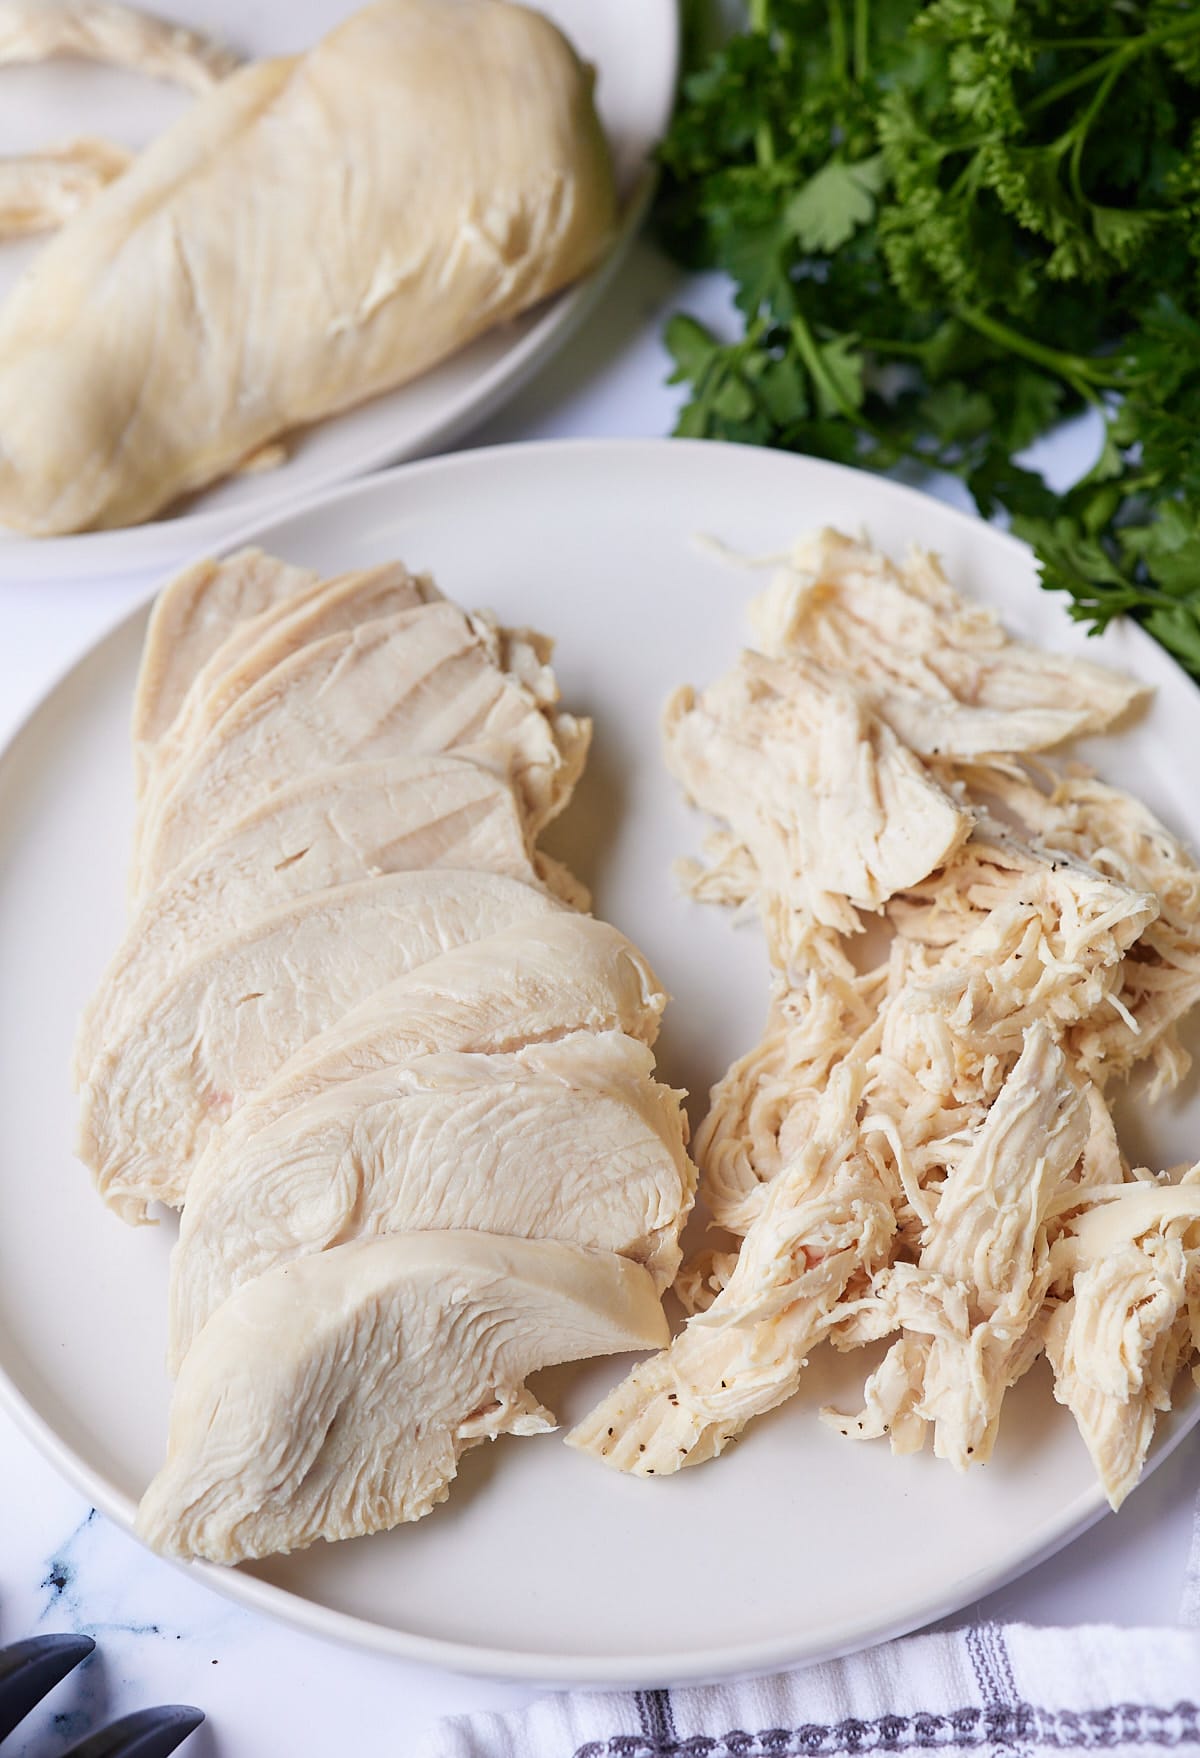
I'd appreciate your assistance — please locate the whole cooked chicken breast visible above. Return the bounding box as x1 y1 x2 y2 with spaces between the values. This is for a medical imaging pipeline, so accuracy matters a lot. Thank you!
210 913 668 1143
74 754 552 1082
138 1232 668 1564
134 599 588 893
0 0 616 534
77 870 564 1219
169 1029 694 1361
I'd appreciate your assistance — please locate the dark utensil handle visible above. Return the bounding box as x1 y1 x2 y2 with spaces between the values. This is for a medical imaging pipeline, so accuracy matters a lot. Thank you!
59 1705 204 1758
0 1634 96 1742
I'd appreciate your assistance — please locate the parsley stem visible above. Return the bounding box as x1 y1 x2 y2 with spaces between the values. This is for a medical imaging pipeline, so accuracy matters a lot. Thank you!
953 307 1117 397
1067 51 1125 206
853 0 869 82
857 337 932 359
1029 15 1200 116
828 0 848 84
789 312 854 420
749 0 775 164
788 313 937 470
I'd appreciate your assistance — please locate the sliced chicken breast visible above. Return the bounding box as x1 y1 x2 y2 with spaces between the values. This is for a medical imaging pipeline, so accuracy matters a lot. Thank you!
140 560 438 827
131 549 318 787
75 754 551 1082
78 870 564 1220
135 600 588 893
210 914 668 1144
138 1232 669 1563
170 1029 694 1361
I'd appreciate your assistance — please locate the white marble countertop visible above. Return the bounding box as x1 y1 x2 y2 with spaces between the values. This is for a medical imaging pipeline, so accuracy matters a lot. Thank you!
0 240 1197 1756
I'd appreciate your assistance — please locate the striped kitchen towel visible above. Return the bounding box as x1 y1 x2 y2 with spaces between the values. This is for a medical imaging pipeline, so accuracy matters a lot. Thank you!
418 1621 1200 1755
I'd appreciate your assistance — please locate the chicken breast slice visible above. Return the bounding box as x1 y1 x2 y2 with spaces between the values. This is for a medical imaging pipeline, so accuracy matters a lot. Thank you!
170 1029 694 1362
825 1022 1089 1468
139 559 438 827
77 870 564 1220
209 914 668 1144
132 549 319 785
750 528 1148 757
1045 1169 1200 1507
0 0 615 534
135 600 588 893
569 1065 894 1475
138 1232 669 1564
0 1 239 91
75 754 554 1083
0 138 132 239
664 649 970 965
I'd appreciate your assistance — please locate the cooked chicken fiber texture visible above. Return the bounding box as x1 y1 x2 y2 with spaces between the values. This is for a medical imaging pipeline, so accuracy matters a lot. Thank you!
0 0 616 533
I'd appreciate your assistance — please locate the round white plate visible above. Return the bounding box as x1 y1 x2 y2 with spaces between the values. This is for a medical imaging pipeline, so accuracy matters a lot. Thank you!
0 439 1197 1685
0 0 677 580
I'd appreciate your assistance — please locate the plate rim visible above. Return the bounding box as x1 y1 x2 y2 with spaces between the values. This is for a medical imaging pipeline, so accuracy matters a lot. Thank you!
1 436 1198 1684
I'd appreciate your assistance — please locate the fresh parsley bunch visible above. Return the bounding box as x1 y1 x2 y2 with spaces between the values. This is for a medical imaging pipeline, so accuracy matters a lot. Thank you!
659 0 1200 676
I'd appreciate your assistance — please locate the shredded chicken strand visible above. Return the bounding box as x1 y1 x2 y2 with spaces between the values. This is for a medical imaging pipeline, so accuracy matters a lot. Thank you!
0 137 131 237
1045 1166 1200 1506
749 528 1148 758
567 1066 895 1474
947 763 1200 1097
0 1 240 91
664 647 971 970
825 1023 1089 1467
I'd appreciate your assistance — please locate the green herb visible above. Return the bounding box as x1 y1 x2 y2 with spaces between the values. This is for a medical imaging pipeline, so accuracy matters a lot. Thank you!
657 0 1200 678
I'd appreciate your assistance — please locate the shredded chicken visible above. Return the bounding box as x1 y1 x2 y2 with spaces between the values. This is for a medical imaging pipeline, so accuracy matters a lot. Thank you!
750 528 1148 757
947 762 1200 1098
664 648 970 967
694 944 884 1238
824 1023 1089 1467
696 816 1152 1244
567 1065 894 1474
0 138 131 238
576 526 1200 1507
0 1 239 90
1045 1169 1200 1506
